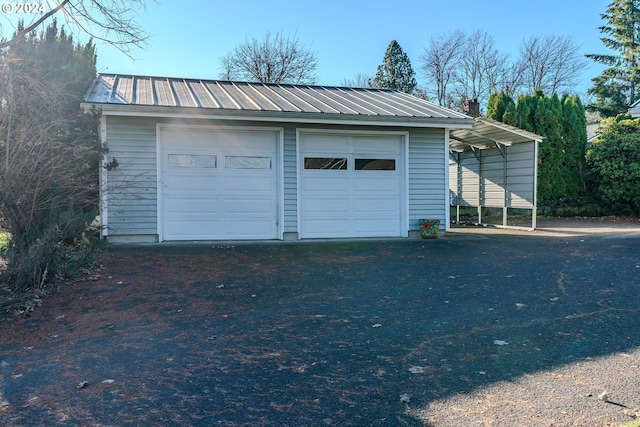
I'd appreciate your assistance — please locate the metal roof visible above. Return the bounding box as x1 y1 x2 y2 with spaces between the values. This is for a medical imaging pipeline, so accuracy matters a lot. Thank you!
449 117 544 152
82 74 473 126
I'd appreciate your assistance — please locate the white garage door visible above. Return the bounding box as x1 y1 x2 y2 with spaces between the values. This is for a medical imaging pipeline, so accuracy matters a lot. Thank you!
159 127 279 241
299 132 405 238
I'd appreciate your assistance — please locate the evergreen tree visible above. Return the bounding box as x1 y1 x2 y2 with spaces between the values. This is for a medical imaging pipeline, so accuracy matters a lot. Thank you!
486 92 516 123
561 95 588 194
0 20 100 290
586 0 640 117
374 40 417 94
491 91 587 203
502 102 518 127
586 114 640 214
532 93 565 202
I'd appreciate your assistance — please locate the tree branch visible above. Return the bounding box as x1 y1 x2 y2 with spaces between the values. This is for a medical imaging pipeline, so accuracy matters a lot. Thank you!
0 0 72 49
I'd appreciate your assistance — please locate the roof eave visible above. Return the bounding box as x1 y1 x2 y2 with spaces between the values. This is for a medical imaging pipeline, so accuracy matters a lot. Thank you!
81 102 475 129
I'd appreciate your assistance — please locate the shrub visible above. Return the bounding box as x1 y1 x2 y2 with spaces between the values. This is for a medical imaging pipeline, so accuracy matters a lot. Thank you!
586 114 640 215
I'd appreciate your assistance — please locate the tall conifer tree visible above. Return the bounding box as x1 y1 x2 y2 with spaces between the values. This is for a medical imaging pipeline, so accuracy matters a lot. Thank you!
374 40 417 94
586 0 640 117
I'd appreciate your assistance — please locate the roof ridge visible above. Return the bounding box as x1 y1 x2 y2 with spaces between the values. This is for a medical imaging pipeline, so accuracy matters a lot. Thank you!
95 72 396 92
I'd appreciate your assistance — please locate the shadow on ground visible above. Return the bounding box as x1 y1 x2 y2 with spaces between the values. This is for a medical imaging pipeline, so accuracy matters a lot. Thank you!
1 225 639 426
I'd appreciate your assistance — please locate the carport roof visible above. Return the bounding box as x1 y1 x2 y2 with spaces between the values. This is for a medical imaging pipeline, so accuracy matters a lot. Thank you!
450 117 544 152
82 73 473 127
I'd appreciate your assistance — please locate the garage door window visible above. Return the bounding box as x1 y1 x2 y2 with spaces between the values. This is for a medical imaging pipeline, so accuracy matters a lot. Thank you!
304 157 347 170
168 154 216 168
355 158 396 170
225 156 271 169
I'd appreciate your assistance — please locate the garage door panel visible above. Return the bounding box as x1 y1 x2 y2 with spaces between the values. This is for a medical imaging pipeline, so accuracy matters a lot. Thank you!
353 175 399 191
224 197 275 214
162 177 218 191
354 218 401 234
160 128 278 241
301 135 350 152
164 219 225 239
354 196 401 213
299 133 404 238
353 137 401 154
300 174 348 190
302 218 351 237
301 195 349 211
220 131 277 148
222 176 274 192
163 197 219 213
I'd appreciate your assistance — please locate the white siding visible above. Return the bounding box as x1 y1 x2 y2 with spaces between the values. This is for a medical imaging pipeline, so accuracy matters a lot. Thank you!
449 141 536 211
283 127 298 233
103 117 453 240
481 149 505 208
459 152 480 206
408 128 447 229
449 153 460 205
104 116 158 239
508 142 536 209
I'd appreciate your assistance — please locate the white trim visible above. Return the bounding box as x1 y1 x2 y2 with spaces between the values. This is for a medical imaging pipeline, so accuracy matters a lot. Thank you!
295 128 302 240
402 131 410 237
99 116 109 237
277 128 285 240
532 140 539 230
297 128 408 238
444 128 450 231
83 104 474 130
156 123 284 242
155 123 163 241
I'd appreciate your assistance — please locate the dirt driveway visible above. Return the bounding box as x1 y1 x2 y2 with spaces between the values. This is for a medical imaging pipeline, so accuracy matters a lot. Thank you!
1 219 640 426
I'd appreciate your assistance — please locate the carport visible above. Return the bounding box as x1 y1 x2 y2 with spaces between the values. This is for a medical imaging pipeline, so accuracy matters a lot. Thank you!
448 118 544 229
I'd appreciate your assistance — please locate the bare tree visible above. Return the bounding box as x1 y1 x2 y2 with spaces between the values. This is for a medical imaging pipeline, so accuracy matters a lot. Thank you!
452 30 510 110
220 30 318 84
0 0 151 57
519 34 588 94
340 72 374 88
496 60 526 98
420 30 465 107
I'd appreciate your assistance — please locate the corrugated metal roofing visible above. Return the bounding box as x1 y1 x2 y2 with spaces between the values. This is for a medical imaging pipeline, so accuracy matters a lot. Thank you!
83 74 472 124
450 117 544 152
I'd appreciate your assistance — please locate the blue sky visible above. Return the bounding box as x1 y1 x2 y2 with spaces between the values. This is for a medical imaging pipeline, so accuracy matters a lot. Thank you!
2 0 611 98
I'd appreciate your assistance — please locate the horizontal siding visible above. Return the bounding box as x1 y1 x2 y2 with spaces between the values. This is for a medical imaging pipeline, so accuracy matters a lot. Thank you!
459 153 480 206
105 116 158 237
408 128 446 229
450 142 536 211
283 127 297 233
449 154 459 205
481 148 505 208
507 142 536 209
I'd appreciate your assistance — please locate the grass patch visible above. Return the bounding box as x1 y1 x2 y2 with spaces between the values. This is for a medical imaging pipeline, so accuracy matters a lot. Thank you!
0 232 10 255
620 421 640 427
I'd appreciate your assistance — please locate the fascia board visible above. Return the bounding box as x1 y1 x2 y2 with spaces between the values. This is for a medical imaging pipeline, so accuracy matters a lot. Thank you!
81 103 475 130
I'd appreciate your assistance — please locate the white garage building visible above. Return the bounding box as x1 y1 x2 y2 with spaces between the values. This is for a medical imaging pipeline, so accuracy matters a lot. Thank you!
82 74 539 242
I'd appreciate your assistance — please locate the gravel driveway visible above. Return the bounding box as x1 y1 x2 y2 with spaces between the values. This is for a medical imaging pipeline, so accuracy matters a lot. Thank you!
1 219 640 426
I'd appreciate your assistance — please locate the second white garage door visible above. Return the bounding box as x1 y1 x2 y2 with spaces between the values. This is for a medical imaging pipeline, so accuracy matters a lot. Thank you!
299 132 405 238
159 126 279 241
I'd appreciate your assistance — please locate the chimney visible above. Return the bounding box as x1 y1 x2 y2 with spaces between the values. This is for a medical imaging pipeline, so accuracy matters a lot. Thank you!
464 98 480 118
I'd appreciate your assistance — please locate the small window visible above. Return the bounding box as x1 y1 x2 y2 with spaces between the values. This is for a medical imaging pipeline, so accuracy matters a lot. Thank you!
355 158 396 170
168 154 216 168
304 157 347 170
225 156 271 169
